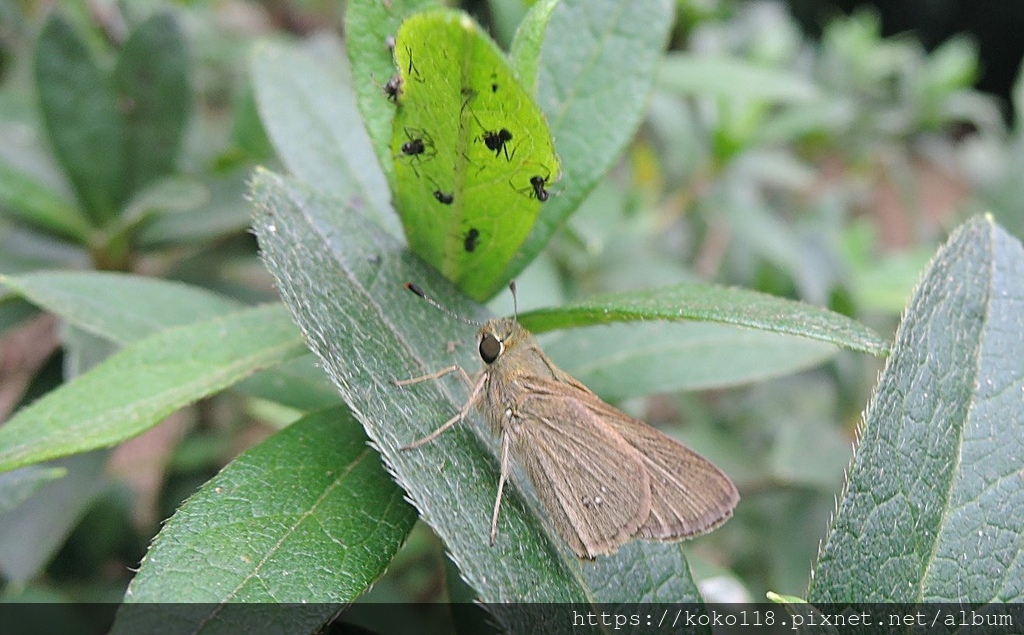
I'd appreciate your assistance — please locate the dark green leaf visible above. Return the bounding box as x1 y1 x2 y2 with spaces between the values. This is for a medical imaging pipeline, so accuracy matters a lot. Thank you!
0 161 88 241
0 454 107 584
0 299 39 338
509 0 559 91
502 0 675 283
658 53 819 103
519 283 889 356
810 215 1024 602
250 170 704 616
0 305 307 473
113 406 414 616
135 171 253 248
234 355 341 412
34 13 124 224
545 321 839 401
113 13 189 198
251 40 398 236
2 271 338 412
0 465 67 514
61 322 117 379
0 224 86 275
585 540 706 603
1 270 239 344
119 176 209 231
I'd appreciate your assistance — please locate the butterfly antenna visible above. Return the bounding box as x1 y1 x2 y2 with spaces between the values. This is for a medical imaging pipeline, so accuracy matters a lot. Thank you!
509 280 519 319
404 283 482 326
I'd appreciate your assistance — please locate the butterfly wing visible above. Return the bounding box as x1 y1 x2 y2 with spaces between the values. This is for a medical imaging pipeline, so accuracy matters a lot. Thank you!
601 402 739 540
515 376 738 549
507 380 652 559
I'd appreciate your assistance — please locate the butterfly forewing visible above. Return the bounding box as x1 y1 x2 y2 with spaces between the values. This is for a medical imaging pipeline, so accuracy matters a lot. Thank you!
508 382 652 559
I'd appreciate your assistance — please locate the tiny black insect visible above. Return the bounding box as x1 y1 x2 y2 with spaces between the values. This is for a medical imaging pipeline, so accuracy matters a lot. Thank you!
402 138 425 155
396 128 436 176
400 127 436 156
511 171 553 202
426 177 453 205
464 228 480 252
383 75 402 103
481 128 513 161
460 97 515 162
529 175 550 202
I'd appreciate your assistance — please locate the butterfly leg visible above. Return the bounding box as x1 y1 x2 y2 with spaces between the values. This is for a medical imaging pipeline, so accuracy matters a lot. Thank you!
394 362 474 389
490 431 512 546
400 371 487 450
393 364 463 386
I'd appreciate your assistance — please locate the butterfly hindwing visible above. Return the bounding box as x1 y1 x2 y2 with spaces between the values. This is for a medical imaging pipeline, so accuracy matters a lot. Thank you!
508 379 650 559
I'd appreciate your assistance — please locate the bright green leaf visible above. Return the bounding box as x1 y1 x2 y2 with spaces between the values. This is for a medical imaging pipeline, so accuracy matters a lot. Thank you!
34 13 124 225
810 215 1024 603
0 305 307 473
113 13 189 198
250 170 704 615
518 283 889 356
391 10 560 301
768 591 809 603
345 0 440 177
113 406 414 615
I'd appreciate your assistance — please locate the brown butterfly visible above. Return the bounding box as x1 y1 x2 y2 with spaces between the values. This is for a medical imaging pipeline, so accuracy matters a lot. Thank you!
395 283 738 559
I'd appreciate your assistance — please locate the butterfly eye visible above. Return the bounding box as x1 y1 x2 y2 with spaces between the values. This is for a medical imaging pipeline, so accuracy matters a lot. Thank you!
479 333 502 364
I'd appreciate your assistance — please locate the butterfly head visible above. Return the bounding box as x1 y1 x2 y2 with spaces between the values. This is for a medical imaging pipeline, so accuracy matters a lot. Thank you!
477 317 526 365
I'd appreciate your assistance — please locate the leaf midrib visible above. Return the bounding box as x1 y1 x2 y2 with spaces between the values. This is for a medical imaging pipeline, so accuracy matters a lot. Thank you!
916 227 993 602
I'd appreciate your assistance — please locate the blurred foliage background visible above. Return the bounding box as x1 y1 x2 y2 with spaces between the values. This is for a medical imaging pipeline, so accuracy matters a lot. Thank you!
0 0 1022 627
